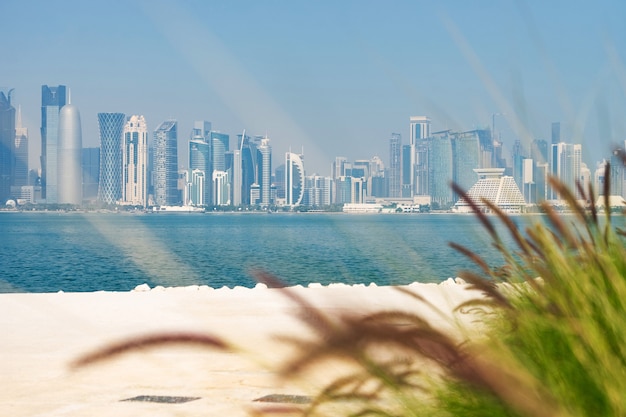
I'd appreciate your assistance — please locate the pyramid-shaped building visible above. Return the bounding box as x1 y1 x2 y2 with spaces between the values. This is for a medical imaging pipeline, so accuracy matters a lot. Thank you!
454 168 526 213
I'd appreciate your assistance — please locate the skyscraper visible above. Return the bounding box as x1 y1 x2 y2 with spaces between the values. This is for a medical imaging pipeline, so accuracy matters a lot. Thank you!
285 151 305 207
428 130 453 208
57 102 83 205
388 133 401 198
97 113 125 204
189 138 210 206
258 137 272 206
153 120 178 206
409 116 431 196
0 90 16 201
41 85 67 203
13 105 28 187
123 115 149 207
453 130 481 199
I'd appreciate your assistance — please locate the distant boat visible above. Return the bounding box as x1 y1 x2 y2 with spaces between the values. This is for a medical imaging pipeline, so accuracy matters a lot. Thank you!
152 206 205 213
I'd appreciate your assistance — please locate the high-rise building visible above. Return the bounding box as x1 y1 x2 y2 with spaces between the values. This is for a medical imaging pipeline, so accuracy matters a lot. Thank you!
551 122 561 145
549 142 582 200
388 133 401 198
285 152 305 207
40 85 67 203
238 133 257 206
153 120 178 206
57 102 83 205
428 130 454 208
409 116 431 196
190 121 212 205
82 147 100 202
123 115 148 207
213 170 230 205
97 113 125 204
13 105 28 188
0 90 16 201
453 130 481 199
211 131 229 173
189 137 210 206
231 148 242 206
258 138 272 206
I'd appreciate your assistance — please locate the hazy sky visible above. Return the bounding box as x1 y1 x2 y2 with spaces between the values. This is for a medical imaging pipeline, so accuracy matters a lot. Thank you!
1 0 625 174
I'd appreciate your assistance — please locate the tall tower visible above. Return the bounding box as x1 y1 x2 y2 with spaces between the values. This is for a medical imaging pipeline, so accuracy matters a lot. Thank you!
285 151 305 207
258 137 272 206
409 116 431 196
97 113 125 204
41 85 67 203
388 133 401 198
57 102 83 205
428 130 454 208
0 90 16 201
122 115 149 207
13 105 29 187
153 120 178 206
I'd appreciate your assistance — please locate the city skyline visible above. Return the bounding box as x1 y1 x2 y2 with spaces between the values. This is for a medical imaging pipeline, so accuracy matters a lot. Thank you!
1 1 625 175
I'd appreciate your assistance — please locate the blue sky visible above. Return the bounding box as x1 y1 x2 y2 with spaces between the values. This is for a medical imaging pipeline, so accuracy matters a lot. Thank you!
1 0 625 174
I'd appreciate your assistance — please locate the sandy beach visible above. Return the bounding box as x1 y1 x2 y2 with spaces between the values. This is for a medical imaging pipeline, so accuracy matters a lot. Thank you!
0 281 482 417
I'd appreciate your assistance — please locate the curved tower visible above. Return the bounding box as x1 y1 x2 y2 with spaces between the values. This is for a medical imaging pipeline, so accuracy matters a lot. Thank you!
57 103 83 205
285 151 304 207
97 113 125 204
123 115 149 207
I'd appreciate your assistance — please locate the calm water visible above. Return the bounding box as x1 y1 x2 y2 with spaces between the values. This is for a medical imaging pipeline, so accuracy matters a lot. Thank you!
0 211 539 293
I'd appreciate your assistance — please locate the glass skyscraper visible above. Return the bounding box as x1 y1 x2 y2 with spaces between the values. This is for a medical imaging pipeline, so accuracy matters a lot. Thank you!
428 131 453 208
41 85 67 203
97 113 125 204
153 120 178 206
285 152 305 207
258 138 272 206
13 106 29 188
0 90 15 202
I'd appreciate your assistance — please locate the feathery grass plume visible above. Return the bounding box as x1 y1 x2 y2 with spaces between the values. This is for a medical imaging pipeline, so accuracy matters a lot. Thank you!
262 173 626 417
71 332 231 369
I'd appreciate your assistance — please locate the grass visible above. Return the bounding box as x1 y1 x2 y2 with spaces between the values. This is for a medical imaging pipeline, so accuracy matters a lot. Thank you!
73 161 626 417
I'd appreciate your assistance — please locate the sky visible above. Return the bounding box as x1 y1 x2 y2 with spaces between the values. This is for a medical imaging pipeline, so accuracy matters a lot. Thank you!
1 0 625 175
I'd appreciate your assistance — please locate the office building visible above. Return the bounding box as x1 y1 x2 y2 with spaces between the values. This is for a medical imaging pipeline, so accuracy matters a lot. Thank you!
57 101 83 205
13 105 28 188
189 136 210 206
82 147 100 201
258 138 272 206
0 90 15 202
453 130 481 199
285 151 305 207
549 142 582 200
97 113 125 204
123 115 149 207
388 133 401 198
428 130 454 208
41 85 67 203
153 120 178 206
409 116 431 196
213 170 230 205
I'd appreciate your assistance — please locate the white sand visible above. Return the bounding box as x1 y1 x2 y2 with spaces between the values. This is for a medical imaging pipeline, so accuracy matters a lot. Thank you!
0 281 483 417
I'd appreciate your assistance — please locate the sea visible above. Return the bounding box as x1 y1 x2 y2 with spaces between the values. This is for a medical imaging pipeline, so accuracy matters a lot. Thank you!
0 211 552 293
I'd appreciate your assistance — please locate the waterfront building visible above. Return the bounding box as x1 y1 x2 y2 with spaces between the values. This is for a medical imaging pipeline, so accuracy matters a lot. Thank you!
213 170 230 205
57 101 83 205
238 133 258 206
189 137 210 206
388 133 401 198
122 115 149 207
428 130 454 208
40 85 67 203
609 149 626 197
549 142 582 200
231 148 242 206
285 151 305 207
188 169 205 206
153 120 178 206
97 113 125 204
13 105 28 188
401 144 412 198
409 116 431 196
82 147 100 202
453 130 481 199
454 168 526 213
258 137 272 206
304 175 332 207
0 90 16 202
335 176 352 204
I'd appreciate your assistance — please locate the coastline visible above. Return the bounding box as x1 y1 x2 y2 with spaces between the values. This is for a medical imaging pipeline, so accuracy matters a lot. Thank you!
0 281 482 417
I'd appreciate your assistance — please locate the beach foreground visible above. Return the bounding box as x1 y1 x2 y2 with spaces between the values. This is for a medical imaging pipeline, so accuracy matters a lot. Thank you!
0 281 483 417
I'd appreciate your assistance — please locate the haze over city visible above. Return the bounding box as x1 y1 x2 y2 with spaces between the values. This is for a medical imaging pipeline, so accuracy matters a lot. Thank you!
1 0 625 174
